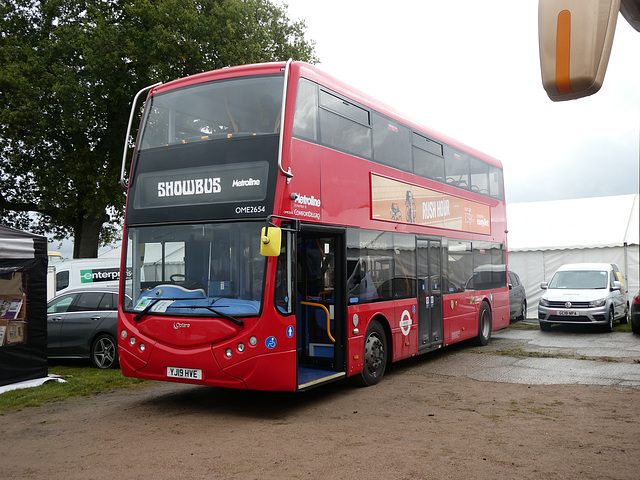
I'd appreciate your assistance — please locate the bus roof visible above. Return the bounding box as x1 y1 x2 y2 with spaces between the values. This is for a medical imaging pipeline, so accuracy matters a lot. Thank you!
148 60 503 170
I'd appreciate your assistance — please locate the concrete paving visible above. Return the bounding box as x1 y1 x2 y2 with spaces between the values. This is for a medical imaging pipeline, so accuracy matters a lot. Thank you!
413 328 640 389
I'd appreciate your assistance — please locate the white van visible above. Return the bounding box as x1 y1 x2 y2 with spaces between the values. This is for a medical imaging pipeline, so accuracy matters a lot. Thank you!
47 258 125 300
538 263 629 332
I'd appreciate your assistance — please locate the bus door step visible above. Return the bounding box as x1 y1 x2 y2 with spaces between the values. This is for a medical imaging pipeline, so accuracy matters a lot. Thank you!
308 342 334 358
297 367 345 390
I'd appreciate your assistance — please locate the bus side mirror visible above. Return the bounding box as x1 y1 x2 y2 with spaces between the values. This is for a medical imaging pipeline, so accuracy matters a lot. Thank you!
260 226 281 257
538 0 621 101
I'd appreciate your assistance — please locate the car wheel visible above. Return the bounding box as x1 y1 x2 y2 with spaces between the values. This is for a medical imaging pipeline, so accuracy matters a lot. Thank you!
91 333 118 369
354 320 388 386
620 306 629 325
604 307 614 333
475 302 492 346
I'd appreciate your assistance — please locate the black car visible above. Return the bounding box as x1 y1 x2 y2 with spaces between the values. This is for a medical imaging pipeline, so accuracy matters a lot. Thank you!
47 287 129 368
631 291 640 335
509 271 527 321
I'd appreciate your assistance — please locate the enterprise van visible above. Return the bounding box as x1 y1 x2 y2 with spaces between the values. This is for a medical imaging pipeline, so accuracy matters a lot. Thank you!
47 258 126 300
538 263 629 332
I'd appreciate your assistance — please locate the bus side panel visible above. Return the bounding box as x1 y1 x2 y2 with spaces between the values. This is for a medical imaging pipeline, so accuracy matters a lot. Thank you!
442 289 510 345
346 303 393 377
491 288 510 329
275 139 321 221
346 300 418 378
443 292 479 345
319 148 372 225
391 299 419 362
223 350 297 392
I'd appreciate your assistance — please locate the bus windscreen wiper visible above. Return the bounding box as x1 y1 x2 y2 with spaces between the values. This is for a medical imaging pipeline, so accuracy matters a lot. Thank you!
133 298 244 327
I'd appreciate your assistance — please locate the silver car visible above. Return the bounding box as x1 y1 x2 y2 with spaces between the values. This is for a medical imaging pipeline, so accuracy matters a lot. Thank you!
47 287 130 368
538 263 629 332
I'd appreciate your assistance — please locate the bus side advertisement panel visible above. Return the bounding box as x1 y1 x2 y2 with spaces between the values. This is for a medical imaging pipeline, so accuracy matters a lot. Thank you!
370 174 491 235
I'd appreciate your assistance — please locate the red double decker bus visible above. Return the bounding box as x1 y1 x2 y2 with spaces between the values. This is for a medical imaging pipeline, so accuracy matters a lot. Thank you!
118 61 509 391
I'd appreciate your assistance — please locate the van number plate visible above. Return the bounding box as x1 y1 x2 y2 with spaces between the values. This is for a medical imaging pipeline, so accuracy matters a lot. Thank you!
558 310 578 316
167 367 203 380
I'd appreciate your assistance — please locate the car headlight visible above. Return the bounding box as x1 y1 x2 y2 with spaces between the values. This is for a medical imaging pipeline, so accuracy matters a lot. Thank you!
589 298 606 307
539 297 549 307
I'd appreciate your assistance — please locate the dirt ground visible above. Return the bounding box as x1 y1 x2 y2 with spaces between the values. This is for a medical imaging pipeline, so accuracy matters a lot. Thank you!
2 345 639 480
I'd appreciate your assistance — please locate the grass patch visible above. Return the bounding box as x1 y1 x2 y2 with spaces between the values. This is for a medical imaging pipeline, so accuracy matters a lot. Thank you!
613 323 632 333
0 364 153 414
507 320 539 330
483 348 566 359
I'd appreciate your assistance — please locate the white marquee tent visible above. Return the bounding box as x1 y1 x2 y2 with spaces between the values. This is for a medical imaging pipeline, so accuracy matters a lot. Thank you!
506 194 639 319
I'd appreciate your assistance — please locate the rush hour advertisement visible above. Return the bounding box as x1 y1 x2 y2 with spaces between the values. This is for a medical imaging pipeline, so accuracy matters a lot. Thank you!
370 174 491 234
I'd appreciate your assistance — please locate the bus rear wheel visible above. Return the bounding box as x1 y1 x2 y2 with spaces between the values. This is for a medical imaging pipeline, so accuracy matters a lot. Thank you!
475 302 492 346
355 320 387 387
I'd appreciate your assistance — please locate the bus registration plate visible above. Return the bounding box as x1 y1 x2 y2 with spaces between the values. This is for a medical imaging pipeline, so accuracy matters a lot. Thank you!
167 367 203 380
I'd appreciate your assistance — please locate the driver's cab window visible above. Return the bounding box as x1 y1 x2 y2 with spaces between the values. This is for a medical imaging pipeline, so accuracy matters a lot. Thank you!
140 242 186 289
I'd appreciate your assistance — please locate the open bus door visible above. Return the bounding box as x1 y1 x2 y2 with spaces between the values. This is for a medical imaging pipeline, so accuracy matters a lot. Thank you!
296 228 347 390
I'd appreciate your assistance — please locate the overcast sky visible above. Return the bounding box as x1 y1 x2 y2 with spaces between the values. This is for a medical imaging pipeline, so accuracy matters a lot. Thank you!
56 2 640 257
284 0 640 204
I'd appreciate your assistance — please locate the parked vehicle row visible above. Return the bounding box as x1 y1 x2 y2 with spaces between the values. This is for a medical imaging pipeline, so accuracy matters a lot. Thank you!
44 265 632 370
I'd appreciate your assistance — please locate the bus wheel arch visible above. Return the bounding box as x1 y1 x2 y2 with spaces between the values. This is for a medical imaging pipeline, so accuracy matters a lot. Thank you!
354 316 390 387
475 301 492 346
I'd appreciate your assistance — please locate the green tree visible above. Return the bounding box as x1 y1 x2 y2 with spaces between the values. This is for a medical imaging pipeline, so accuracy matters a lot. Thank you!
0 0 317 257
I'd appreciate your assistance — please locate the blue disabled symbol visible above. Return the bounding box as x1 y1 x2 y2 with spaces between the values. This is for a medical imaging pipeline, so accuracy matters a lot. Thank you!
286 325 294 338
266 336 277 349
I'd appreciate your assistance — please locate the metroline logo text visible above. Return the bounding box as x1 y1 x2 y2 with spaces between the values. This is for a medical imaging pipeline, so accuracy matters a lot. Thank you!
232 178 261 187
293 193 321 207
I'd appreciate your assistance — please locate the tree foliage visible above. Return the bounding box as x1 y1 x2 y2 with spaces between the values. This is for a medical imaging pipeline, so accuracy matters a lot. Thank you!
0 0 317 257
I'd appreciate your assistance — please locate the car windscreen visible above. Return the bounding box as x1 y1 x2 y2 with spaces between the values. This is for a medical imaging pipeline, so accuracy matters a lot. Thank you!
548 270 608 289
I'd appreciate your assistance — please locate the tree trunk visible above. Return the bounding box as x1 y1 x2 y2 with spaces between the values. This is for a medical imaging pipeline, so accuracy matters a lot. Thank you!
73 214 108 258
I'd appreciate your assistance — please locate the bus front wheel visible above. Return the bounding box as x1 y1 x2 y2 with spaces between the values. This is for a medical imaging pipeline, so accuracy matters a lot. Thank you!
475 302 492 346
355 320 388 387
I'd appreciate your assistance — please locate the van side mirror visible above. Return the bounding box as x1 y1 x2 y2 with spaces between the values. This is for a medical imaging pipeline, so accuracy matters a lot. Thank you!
260 226 281 257
612 281 621 291
540 282 548 290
